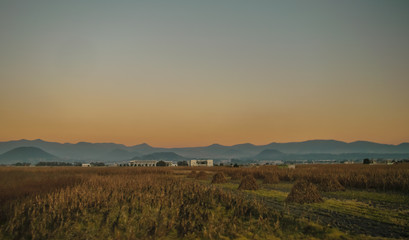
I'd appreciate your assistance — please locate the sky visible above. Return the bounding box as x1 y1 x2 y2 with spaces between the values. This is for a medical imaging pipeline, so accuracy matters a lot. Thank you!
0 0 408 147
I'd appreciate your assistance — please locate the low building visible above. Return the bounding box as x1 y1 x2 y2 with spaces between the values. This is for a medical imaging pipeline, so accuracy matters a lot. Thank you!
82 163 91 167
189 159 213 167
129 160 158 167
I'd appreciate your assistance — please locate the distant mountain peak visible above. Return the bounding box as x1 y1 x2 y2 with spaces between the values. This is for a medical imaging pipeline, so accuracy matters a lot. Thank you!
349 141 385 146
208 143 224 147
135 143 152 147
234 143 255 147
302 139 346 144
350 140 374 144
0 146 58 164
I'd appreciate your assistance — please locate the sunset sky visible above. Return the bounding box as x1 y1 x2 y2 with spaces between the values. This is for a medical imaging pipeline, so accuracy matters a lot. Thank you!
1 0 408 147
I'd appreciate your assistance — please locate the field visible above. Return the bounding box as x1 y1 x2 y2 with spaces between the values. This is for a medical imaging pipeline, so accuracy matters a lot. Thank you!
1 164 408 239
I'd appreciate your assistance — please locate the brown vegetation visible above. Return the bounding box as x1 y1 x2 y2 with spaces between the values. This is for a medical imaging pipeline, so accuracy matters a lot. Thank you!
1 164 409 239
238 175 259 190
227 170 243 180
213 163 409 193
0 167 83 206
195 171 208 180
308 175 345 192
0 167 275 239
286 180 323 204
262 172 280 184
211 172 227 184
186 170 197 178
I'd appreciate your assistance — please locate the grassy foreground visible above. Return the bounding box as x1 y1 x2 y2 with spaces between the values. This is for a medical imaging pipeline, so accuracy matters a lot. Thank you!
1 165 408 239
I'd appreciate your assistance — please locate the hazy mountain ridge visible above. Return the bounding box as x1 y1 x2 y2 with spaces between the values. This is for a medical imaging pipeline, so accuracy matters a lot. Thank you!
254 149 284 160
99 149 140 162
132 152 187 161
0 139 408 163
0 147 59 164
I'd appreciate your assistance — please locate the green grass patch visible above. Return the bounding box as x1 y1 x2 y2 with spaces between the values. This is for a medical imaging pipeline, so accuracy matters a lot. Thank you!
218 182 239 190
266 182 293 192
324 189 409 205
310 198 409 227
245 188 288 202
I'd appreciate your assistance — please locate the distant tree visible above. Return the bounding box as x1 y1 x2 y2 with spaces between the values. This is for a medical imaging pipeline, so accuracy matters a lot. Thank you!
233 163 239 168
156 161 167 167
13 162 31 166
363 158 372 164
90 162 105 167
35 162 72 166
231 159 242 164
177 160 188 166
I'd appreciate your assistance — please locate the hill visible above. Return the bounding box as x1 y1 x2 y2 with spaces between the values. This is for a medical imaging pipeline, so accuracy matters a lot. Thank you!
0 147 59 164
132 152 187 161
254 149 284 160
99 149 139 162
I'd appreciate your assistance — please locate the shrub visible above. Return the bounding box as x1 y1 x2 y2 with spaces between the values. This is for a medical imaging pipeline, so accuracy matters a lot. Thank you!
211 172 227 184
286 180 323 204
156 160 167 167
238 175 259 190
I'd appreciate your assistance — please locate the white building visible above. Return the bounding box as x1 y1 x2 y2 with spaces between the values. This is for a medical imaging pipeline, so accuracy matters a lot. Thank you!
82 163 91 167
189 159 213 167
128 160 158 167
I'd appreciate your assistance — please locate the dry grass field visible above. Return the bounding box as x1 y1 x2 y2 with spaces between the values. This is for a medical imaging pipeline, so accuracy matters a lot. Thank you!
1 164 408 239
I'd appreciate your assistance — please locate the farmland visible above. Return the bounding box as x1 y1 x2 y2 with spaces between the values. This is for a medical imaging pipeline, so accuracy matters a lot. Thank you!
1 164 408 239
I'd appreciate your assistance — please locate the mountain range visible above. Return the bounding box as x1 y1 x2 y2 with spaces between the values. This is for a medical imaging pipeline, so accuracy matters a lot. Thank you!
0 139 408 163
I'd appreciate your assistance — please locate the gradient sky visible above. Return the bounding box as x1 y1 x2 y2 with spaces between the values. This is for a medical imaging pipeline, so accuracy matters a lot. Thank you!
1 0 409 147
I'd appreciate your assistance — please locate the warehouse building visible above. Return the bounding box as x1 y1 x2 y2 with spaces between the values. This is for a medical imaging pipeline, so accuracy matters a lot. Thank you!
188 159 213 167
